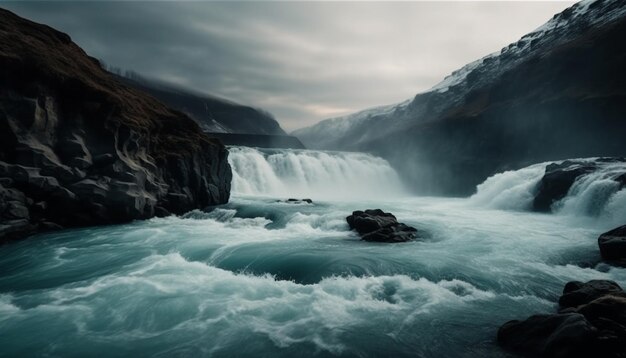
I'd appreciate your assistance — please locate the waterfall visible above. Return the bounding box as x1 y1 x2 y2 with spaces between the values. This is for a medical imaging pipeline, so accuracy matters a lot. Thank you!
227 146 406 199
470 158 626 222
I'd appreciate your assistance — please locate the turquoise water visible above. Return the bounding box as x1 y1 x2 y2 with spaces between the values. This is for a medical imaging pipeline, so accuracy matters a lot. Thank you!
1 195 624 357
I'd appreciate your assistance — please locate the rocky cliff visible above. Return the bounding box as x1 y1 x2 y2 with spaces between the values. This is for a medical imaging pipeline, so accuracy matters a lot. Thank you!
0 8 231 241
294 0 626 195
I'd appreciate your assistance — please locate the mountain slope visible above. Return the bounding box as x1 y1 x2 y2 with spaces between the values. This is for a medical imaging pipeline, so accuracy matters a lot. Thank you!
294 0 626 195
0 8 231 241
116 73 286 135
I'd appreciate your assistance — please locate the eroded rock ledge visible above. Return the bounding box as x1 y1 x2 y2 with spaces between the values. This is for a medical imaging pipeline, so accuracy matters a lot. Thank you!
0 9 231 241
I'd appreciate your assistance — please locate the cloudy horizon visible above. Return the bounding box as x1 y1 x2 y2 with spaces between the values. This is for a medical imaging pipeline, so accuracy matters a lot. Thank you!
3 1 575 131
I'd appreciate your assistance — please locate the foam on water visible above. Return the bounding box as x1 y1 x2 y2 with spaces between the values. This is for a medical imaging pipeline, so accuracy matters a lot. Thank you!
1 151 626 356
470 158 626 226
1 195 625 357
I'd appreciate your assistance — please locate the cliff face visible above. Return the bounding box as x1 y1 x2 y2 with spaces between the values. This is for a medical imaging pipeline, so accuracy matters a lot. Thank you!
0 8 231 241
294 0 626 195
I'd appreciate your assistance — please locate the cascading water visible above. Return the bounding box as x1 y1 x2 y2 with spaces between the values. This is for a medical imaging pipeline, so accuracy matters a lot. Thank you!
227 146 406 199
2 154 626 357
470 158 626 224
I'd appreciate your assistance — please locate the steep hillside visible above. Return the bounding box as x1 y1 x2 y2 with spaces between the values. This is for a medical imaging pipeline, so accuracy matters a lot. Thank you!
116 74 286 135
0 8 231 241
294 0 626 195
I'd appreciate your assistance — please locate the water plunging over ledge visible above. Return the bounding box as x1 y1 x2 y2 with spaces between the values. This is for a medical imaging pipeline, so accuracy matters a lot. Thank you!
228 146 407 199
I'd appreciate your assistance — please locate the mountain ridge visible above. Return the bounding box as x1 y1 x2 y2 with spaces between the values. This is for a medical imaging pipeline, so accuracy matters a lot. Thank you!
294 0 626 195
113 71 287 136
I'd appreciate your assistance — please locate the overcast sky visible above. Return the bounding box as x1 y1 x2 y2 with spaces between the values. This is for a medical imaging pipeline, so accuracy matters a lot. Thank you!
3 1 575 131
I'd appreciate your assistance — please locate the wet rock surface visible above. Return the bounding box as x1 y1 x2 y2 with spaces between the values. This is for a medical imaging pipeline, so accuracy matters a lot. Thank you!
598 225 626 265
532 158 626 212
0 9 231 242
498 280 626 358
346 209 419 243
559 280 625 309
280 198 313 204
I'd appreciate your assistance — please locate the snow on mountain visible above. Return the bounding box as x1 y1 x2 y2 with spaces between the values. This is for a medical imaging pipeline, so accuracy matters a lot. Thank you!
294 0 626 150
291 99 411 149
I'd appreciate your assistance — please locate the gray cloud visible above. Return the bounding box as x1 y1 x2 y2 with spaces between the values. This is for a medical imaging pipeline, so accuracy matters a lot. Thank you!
2 1 574 131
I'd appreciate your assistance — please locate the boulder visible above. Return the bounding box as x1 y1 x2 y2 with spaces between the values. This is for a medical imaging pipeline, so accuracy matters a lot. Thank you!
576 295 626 327
598 225 626 264
572 294 626 356
559 280 624 309
347 209 398 235
497 313 597 358
532 159 626 213
499 280 626 358
346 209 419 243
361 223 418 243
532 160 597 212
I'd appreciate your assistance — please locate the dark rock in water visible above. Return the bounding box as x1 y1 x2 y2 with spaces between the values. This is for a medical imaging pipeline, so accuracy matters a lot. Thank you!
576 294 626 327
598 225 626 264
499 280 626 358
568 291 626 357
361 223 418 243
283 198 313 204
497 313 597 358
346 209 418 243
0 9 231 242
347 209 397 234
559 280 624 309
532 160 598 212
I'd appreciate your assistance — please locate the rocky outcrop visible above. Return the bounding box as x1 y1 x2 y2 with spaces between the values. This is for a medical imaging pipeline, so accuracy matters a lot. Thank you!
498 313 598 358
559 280 625 308
0 8 231 241
498 280 626 358
346 209 419 243
532 158 626 212
599 225 626 265
532 161 598 212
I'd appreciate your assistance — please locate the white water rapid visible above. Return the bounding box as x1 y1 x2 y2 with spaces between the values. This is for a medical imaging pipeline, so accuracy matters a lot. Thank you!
470 158 626 225
227 146 406 199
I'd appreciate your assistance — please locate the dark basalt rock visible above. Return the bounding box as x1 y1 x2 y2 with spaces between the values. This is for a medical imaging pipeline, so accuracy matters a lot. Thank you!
598 225 626 264
559 280 624 309
361 223 418 243
283 198 313 204
497 313 597 358
532 160 598 212
0 9 231 242
346 209 419 243
498 280 626 358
